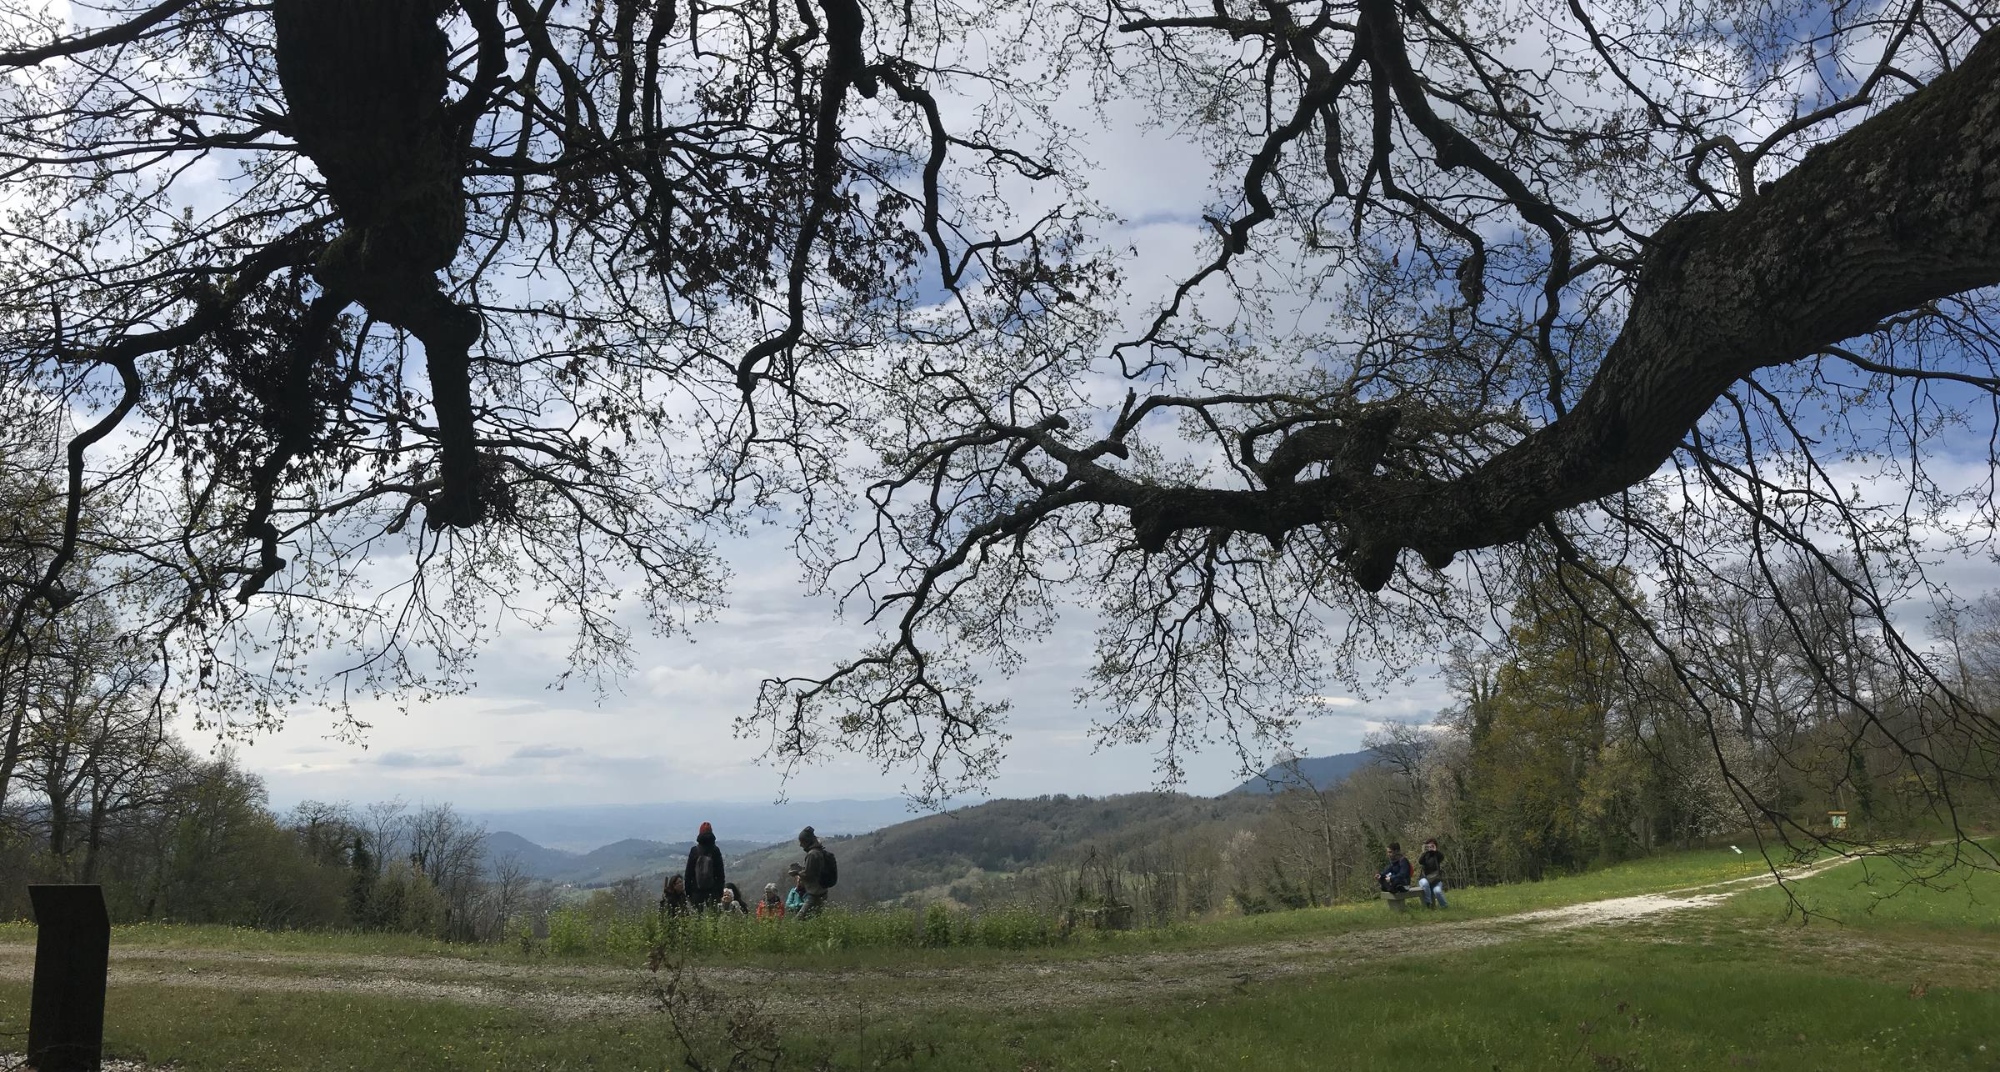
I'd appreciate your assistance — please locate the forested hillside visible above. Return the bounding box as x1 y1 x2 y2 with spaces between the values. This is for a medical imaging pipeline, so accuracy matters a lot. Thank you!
480 833 581 881
1232 751 1378 795
483 834 691 888
720 793 1272 908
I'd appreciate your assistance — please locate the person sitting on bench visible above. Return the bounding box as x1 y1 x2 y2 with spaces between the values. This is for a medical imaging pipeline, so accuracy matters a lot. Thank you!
1417 838 1448 909
1377 843 1413 895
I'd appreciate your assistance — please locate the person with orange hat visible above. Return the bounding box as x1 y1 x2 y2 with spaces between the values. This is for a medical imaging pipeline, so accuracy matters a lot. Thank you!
683 821 726 912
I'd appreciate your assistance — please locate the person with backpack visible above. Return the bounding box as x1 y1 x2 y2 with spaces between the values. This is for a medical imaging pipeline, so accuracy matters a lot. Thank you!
684 821 726 912
1377 842 1412 894
796 825 836 919
1417 838 1448 909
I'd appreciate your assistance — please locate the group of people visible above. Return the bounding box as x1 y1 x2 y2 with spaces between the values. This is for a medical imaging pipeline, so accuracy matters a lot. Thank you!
659 822 837 921
1376 838 1449 908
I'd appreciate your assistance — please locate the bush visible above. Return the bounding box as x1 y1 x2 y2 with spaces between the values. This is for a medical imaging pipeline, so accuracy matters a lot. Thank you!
922 902 953 948
547 905 592 955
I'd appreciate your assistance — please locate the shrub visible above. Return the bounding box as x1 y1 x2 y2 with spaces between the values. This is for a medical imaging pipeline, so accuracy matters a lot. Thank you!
922 902 953 947
546 905 592 955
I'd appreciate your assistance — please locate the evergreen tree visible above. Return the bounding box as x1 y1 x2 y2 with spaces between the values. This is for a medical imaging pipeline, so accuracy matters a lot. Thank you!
348 835 376 926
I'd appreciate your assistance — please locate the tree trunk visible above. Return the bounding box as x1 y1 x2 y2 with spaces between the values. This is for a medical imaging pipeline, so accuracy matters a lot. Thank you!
270 0 487 529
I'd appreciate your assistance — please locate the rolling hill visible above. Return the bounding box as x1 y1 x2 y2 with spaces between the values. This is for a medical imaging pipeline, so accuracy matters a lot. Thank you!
485 758 1376 896
484 833 777 887
483 831 580 878
720 792 1273 906
1230 750 1380 794
466 798 919 853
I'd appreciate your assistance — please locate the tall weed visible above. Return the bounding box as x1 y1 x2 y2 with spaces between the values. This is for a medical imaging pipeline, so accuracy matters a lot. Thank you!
524 901 1082 959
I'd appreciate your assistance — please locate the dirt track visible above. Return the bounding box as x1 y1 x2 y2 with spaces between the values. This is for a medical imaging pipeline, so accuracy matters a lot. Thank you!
0 865 1841 1024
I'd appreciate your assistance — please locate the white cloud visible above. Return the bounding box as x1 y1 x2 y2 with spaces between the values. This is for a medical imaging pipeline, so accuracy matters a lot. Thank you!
374 750 467 769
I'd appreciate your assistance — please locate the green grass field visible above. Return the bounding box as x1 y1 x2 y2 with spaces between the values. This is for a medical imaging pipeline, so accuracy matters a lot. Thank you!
3 844 1995 1071
1717 844 2000 932
0 845 1779 970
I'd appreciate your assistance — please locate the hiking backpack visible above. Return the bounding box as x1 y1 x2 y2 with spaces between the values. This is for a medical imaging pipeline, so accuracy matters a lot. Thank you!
818 846 838 889
693 850 720 893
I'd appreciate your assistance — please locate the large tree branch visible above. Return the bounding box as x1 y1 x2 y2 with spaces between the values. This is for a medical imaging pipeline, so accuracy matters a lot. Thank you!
733 0 879 397
0 0 198 68
273 0 489 529
1051 28 2000 591
1 237 311 650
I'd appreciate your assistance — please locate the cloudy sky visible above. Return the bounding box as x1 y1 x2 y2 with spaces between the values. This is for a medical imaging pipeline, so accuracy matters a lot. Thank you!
234 526 1452 812
148 6 1996 814
201 81 1452 813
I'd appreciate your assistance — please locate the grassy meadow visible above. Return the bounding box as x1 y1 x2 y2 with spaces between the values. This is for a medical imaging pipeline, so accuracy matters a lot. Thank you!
0 843 1780 969
3 844 1996 1071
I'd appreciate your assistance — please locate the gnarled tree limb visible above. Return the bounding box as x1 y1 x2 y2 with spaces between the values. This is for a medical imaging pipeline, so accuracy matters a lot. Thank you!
1029 28 2000 592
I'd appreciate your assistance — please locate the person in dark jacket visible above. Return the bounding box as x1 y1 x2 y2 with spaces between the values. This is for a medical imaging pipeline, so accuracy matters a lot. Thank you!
1377 842 1412 893
659 874 690 917
684 821 726 911
1417 838 1448 909
796 826 831 919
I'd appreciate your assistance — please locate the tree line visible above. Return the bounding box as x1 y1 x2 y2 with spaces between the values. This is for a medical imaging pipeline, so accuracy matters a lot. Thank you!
936 556 2000 921
1218 557 2000 909
0 728 535 940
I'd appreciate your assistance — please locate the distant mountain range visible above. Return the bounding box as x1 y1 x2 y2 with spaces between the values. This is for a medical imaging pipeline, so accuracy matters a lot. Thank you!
464 798 924 853
484 832 703 886
484 791 1274 902
1229 749 1379 794
479 755 1380 889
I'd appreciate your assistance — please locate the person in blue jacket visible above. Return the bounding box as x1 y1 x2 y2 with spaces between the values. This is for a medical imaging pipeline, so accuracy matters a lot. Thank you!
783 863 808 916
1377 843 1413 893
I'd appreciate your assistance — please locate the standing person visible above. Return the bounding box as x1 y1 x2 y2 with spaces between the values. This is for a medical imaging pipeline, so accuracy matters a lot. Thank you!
795 826 836 920
684 821 726 912
784 864 807 916
1377 842 1412 894
1417 838 1448 909
757 883 786 920
659 874 690 917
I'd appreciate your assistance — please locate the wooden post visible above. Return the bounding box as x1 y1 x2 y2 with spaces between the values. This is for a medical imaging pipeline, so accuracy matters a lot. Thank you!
28 884 110 1072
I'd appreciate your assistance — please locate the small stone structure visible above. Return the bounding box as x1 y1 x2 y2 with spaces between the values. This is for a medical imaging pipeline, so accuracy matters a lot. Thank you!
29 884 111 1072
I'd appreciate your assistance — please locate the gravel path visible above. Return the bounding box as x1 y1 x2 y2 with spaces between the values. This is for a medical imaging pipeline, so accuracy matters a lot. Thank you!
0 862 1834 1026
